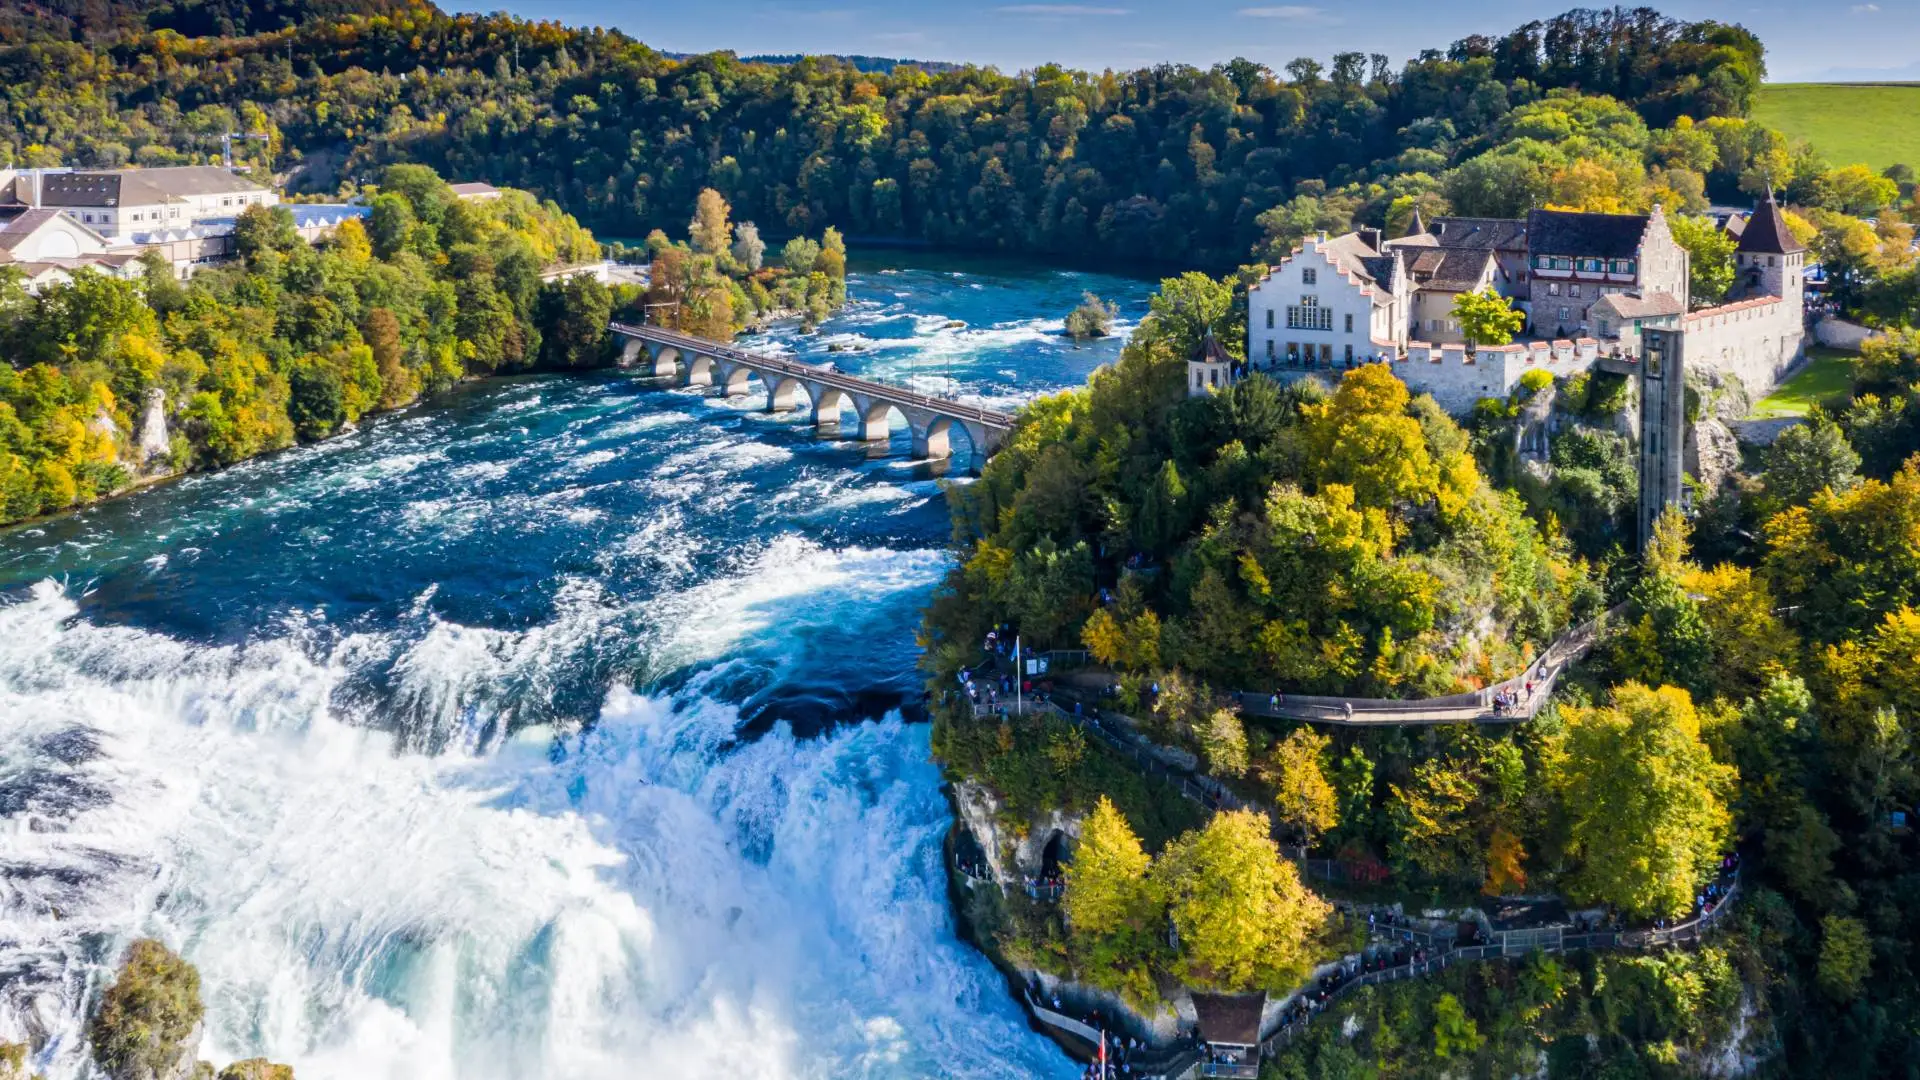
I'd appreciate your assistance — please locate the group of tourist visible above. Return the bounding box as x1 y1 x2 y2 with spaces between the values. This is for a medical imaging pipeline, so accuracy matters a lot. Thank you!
1489 681 1533 716
954 855 993 882
1697 852 1741 916
1024 874 1065 902
1078 1031 1149 1080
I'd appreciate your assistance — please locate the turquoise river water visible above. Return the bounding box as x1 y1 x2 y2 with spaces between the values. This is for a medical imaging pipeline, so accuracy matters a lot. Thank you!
0 254 1157 1079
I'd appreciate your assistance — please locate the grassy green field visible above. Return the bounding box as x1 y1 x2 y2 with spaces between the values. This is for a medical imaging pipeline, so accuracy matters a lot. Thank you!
1753 84 1920 172
1748 347 1857 418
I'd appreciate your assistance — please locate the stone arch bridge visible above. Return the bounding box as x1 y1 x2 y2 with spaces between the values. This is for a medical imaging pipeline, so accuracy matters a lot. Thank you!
609 322 1014 461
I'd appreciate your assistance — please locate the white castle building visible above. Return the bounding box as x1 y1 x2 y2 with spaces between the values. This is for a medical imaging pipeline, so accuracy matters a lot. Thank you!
1236 196 1807 413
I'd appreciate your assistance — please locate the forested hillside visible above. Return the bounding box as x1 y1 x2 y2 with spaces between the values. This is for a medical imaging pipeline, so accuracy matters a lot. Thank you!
0 3 1766 266
0 164 611 525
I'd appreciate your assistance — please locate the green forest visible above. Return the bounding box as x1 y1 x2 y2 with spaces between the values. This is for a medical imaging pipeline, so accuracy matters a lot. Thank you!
2 2 1910 317
0 4 1771 270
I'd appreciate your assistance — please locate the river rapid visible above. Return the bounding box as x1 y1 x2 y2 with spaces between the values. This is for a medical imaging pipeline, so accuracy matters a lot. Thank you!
0 256 1153 1079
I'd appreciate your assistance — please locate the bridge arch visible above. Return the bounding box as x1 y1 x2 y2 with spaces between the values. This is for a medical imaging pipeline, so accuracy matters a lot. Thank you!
685 353 723 388
860 400 905 442
812 387 856 431
914 416 976 461
766 375 813 413
723 366 761 398
649 344 680 378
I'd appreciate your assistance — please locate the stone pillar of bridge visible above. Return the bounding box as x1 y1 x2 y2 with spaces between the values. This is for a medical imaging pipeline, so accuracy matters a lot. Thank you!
813 388 851 430
650 345 680 378
858 399 895 441
766 377 808 413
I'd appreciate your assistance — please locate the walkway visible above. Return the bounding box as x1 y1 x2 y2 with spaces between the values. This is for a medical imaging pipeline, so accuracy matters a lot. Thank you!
1019 603 1623 728
607 321 1016 460
1254 867 1742 1061
1020 868 1743 1079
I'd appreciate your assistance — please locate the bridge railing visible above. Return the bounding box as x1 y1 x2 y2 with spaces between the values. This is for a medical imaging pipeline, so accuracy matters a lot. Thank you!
1257 869 1741 1058
608 321 1015 428
1224 603 1623 727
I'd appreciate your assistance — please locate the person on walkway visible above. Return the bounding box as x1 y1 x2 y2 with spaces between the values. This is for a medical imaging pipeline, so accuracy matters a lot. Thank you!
1343 701 1353 719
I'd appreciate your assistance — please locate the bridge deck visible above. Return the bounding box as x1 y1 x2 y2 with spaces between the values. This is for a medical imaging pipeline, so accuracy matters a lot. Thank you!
609 321 1016 430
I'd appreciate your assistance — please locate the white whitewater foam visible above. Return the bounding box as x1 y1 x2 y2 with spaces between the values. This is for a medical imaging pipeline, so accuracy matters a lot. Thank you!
0 573 1067 1080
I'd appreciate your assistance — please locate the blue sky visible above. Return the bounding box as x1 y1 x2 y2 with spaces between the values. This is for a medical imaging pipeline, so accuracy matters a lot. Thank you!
478 1 1920 83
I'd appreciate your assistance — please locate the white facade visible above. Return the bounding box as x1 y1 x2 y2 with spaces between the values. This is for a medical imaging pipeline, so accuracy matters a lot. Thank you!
6 166 278 243
1247 236 1400 371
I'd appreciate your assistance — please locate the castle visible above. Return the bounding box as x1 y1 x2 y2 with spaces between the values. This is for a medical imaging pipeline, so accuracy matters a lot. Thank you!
1235 196 1808 413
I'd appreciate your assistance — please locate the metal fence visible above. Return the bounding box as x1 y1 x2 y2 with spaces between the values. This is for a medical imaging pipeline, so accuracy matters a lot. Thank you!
1257 872 1742 1058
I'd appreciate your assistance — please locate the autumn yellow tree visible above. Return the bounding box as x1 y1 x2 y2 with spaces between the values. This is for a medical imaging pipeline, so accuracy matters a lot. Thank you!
1154 809 1330 992
688 188 733 257
1258 727 1338 846
1063 797 1162 1004
1197 708 1250 777
1556 683 1736 919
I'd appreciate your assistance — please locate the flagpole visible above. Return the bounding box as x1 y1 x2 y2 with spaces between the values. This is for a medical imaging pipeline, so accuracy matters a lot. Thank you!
1015 636 1023 715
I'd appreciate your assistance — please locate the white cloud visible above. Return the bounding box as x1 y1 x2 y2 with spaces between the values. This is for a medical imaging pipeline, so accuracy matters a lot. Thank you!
1239 5 1340 23
1850 2 1880 10
871 31 929 45
994 4 1132 15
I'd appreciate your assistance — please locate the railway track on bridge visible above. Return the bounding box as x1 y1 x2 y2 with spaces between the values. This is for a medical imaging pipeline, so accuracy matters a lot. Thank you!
608 321 1017 429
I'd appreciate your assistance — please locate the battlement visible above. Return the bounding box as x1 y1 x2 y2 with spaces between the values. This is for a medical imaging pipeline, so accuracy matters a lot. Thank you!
1385 337 1611 412
1683 295 1785 329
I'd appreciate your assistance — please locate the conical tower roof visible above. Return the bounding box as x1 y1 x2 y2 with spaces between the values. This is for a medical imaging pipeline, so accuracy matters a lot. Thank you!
1401 207 1427 239
1196 329 1231 364
1737 192 1805 255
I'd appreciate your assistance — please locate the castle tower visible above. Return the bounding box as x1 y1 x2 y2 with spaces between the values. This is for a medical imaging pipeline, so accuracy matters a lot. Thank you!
1734 192 1807 315
1187 330 1234 397
1638 327 1688 547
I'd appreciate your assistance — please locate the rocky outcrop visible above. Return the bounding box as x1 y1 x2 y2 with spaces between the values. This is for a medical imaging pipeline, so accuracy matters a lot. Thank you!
1014 808 1081 878
89 405 118 441
0 1042 39 1080
137 389 172 469
951 780 1014 885
949 780 1086 883
1687 418 1742 497
88 940 204 1080
216 1060 294 1080
1686 368 1751 498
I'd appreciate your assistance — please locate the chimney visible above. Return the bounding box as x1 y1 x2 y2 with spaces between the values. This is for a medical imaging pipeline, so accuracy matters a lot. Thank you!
1357 227 1382 251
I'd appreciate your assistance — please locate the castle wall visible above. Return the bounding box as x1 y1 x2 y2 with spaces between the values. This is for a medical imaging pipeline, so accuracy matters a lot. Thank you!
1813 316 1880 352
1386 339 1601 413
1681 298 1804 399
